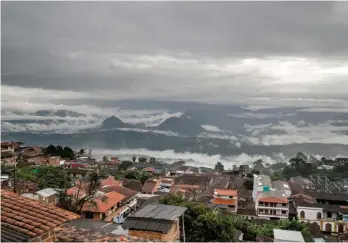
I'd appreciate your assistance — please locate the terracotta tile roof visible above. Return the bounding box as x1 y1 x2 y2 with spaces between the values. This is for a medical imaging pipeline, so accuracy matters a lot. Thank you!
82 192 125 213
212 198 237 205
215 189 237 197
141 180 160 194
174 184 200 189
100 177 123 187
259 197 288 203
122 179 142 192
66 186 87 198
101 185 138 201
54 224 144 242
1 190 79 239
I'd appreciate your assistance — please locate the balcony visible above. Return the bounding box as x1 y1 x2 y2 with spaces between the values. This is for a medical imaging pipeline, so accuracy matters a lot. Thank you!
257 205 288 210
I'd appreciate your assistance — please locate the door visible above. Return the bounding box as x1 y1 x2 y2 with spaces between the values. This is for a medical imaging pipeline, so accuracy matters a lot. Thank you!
325 223 332 233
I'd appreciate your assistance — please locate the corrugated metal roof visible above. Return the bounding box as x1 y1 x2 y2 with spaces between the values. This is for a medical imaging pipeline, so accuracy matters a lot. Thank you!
123 218 174 233
130 203 187 220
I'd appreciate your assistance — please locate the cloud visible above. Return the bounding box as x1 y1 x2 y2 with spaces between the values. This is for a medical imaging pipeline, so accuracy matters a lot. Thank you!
1 120 100 133
243 121 348 145
2 2 348 105
113 128 179 137
91 148 286 168
201 125 222 132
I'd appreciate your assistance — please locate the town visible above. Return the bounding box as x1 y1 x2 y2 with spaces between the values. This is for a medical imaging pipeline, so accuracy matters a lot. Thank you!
1 141 348 242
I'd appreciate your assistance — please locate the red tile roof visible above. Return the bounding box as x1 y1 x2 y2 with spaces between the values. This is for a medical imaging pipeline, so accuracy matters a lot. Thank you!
1 190 79 238
259 197 288 203
214 189 237 197
100 177 123 187
212 198 237 205
82 192 125 213
175 184 200 189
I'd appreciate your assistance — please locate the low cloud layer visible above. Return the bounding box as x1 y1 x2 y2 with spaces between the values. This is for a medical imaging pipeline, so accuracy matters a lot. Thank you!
92 148 286 168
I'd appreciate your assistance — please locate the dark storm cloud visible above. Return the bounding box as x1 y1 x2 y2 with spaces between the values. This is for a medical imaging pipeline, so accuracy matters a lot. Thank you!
2 1 348 103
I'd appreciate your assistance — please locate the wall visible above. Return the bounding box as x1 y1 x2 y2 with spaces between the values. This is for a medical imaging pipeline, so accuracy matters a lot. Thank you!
297 207 323 220
48 157 60 166
129 220 179 242
29 230 55 242
38 194 56 205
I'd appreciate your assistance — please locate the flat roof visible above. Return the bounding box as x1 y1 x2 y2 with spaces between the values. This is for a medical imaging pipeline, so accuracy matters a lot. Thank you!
273 229 305 242
129 203 187 220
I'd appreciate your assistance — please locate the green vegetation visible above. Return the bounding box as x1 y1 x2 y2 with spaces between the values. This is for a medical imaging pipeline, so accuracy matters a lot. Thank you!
132 156 136 163
103 156 109 162
44 144 75 160
159 195 313 242
138 156 147 163
214 162 224 172
3 165 70 189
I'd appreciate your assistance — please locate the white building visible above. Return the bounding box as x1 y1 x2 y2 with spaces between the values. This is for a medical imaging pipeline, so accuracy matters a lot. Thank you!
273 229 305 242
252 174 272 202
256 189 289 219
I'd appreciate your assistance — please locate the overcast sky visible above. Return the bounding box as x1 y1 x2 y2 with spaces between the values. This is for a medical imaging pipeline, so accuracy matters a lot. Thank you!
2 2 348 106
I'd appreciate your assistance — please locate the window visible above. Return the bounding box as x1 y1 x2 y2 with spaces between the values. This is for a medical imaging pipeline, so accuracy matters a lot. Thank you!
327 212 332 218
317 212 322 219
259 202 263 206
282 203 286 207
282 210 286 214
300 211 305 218
265 202 269 206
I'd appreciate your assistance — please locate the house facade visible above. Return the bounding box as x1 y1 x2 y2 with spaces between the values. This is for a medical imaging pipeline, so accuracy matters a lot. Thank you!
293 194 348 233
212 189 238 212
256 190 289 220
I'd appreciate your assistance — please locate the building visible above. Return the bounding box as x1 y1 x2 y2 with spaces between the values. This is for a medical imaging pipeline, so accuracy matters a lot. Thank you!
48 156 61 166
1 151 17 166
273 229 305 242
81 191 126 221
271 180 292 198
1 141 20 151
252 174 272 201
141 179 160 194
36 188 58 205
170 184 201 201
123 203 187 242
256 189 289 220
292 194 348 233
101 185 139 223
212 189 238 212
21 146 46 164
53 218 143 242
158 178 174 193
1 189 79 242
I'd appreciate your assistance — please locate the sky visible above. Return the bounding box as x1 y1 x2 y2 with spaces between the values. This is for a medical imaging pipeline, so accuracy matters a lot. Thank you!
2 1 348 107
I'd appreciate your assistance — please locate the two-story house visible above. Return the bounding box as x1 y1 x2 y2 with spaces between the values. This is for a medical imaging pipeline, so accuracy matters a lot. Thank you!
256 189 289 220
212 189 238 212
293 194 348 233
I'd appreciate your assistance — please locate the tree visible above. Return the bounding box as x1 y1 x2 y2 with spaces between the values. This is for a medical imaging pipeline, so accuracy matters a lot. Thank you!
132 156 136 163
119 161 133 171
159 195 235 242
125 170 151 185
253 159 265 171
57 172 102 214
138 157 147 163
103 156 108 162
251 169 260 175
35 166 71 189
215 162 224 172
149 157 157 163
79 149 85 154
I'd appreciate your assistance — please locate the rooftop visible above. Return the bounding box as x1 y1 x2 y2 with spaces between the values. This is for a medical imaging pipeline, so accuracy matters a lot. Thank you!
273 229 305 242
141 180 159 194
258 189 288 203
1 190 79 239
123 204 187 234
101 185 139 202
214 189 237 197
36 188 58 197
82 191 125 213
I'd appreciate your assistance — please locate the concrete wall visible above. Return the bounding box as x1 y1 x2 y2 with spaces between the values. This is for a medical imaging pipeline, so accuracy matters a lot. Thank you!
129 220 179 242
297 207 323 220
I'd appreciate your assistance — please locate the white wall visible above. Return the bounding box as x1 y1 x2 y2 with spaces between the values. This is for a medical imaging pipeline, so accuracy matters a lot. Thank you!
297 207 323 220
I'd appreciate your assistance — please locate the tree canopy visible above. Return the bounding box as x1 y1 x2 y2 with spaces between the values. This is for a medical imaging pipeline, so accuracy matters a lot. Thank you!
214 162 224 172
44 144 75 160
